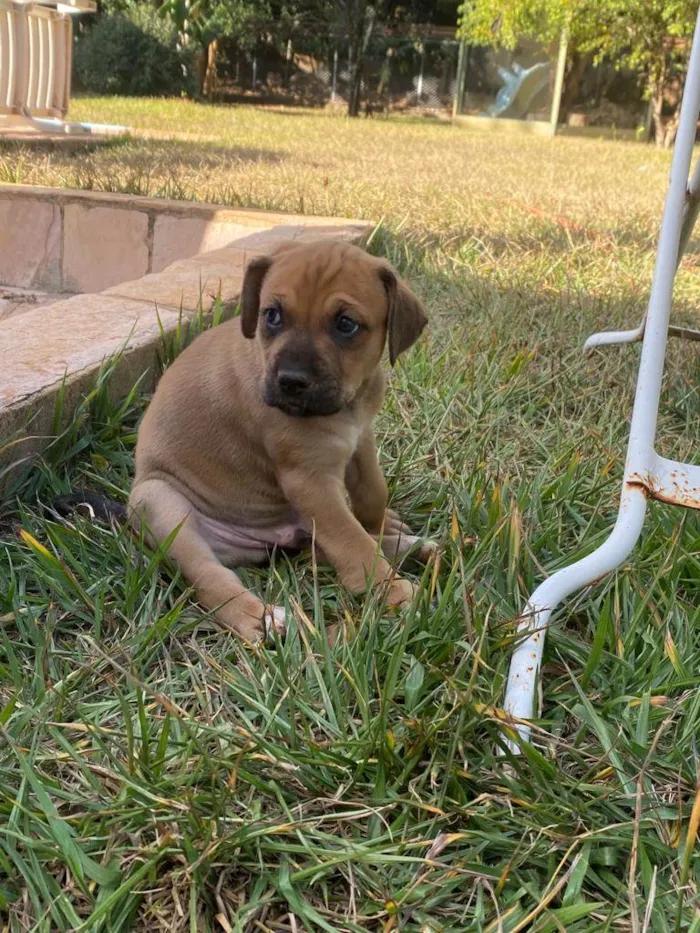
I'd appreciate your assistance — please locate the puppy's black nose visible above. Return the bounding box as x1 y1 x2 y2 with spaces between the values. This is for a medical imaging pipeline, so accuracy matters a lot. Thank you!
277 368 311 396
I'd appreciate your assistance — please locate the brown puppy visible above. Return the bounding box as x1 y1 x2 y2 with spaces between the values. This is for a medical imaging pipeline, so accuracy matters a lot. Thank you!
129 239 431 641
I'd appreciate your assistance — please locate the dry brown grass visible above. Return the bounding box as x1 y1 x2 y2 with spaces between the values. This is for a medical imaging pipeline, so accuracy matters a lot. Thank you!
4 97 694 311
0 97 674 243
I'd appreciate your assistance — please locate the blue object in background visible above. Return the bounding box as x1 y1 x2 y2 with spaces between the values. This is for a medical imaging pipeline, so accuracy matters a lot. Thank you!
486 61 550 119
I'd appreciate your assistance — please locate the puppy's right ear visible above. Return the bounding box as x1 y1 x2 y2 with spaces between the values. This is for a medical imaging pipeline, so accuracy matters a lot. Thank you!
240 255 273 338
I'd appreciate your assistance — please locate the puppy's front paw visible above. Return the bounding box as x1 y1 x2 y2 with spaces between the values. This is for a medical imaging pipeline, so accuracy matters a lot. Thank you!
384 576 419 608
263 605 288 639
217 598 287 643
383 509 412 536
417 539 439 563
376 530 439 565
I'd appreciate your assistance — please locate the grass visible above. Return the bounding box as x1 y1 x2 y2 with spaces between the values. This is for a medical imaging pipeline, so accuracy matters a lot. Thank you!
1 98 700 930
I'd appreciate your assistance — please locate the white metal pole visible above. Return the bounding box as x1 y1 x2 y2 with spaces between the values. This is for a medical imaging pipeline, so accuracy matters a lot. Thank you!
503 6 700 750
417 45 424 99
549 29 568 135
624 40 700 471
504 488 647 740
331 48 338 102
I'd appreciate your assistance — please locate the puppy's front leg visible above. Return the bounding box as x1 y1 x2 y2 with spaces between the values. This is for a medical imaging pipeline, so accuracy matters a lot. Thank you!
345 429 434 564
279 467 416 608
345 428 388 533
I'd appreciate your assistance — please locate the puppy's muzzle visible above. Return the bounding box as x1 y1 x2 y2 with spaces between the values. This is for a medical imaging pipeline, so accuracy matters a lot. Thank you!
264 358 343 417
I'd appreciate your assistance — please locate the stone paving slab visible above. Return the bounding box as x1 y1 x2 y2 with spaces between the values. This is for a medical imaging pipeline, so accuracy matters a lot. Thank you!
63 203 151 293
0 184 370 295
179 222 372 267
105 263 246 314
104 223 370 314
0 183 367 228
0 294 183 410
151 216 266 273
0 295 183 482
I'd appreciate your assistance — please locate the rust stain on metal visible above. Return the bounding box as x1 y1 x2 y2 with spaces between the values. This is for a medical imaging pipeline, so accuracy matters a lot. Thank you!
626 470 700 510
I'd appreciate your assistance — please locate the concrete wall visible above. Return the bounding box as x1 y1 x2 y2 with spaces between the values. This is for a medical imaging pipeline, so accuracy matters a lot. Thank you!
0 185 329 294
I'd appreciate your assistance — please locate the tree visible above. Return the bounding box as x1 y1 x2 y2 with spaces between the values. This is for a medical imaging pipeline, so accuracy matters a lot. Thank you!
160 0 272 98
337 0 377 116
458 0 698 146
160 0 452 115
588 1 697 146
75 5 197 96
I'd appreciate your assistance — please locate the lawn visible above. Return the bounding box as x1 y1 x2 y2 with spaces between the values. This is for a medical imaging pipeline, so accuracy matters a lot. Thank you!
1 98 700 931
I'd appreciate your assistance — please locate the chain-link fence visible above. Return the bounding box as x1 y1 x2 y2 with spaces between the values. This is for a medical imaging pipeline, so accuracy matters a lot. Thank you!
218 35 460 114
217 32 648 131
458 40 555 122
457 39 648 133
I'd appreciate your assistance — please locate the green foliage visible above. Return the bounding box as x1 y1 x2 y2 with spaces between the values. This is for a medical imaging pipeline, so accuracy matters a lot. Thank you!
458 0 697 143
458 0 569 50
576 0 697 85
458 0 697 76
159 0 272 50
74 6 197 97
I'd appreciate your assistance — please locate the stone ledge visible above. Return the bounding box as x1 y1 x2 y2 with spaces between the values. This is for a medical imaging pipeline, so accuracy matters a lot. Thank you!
105 263 245 314
0 183 368 229
1 294 183 410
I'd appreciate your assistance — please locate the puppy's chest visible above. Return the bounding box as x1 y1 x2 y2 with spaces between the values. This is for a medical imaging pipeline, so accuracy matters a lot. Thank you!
329 423 362 459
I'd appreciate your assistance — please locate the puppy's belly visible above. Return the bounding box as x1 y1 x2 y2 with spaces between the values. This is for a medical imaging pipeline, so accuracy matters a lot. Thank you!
197 511 312 566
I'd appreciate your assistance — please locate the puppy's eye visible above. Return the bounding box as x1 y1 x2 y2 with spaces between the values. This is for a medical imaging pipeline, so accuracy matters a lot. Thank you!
334 314 360 337
264 307 283 330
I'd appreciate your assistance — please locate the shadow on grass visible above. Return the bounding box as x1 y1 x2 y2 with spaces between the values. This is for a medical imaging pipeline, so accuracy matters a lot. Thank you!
115 135 288 166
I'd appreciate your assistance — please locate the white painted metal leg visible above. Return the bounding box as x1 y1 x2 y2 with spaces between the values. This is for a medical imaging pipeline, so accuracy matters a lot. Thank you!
504 7 700 749
505 486 647 736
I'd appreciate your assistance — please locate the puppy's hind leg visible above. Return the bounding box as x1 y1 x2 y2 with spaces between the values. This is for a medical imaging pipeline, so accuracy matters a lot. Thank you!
129 479 285 642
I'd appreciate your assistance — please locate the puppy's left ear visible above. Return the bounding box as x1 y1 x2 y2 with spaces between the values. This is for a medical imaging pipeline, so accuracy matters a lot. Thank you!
379 265 428 365
240 255 273 338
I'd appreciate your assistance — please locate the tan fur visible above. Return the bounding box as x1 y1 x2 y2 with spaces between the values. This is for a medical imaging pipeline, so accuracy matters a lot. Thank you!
129 240 430 642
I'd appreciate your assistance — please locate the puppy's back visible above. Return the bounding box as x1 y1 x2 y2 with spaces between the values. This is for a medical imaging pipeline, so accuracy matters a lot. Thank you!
132 318 273 513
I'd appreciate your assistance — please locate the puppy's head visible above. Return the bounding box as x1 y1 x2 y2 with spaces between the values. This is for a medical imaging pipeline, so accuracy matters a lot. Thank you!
240 240 427 417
